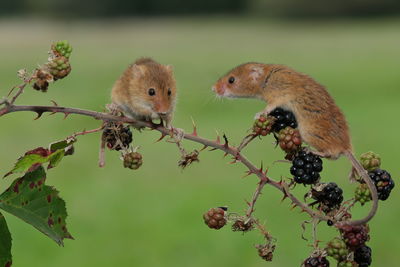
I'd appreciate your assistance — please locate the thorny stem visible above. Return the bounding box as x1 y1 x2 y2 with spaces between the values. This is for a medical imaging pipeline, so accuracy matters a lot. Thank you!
246 179 268 218
0 103 377 226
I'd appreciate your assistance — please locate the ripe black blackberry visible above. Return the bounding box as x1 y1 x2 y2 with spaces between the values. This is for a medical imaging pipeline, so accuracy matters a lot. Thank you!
354 245 372 267
290 150 323 185
312 182 343 210
303 256 330 267
368 169 395 200
203 208 226 230
269 107 297 132
339 224 369 250
103 125 133 151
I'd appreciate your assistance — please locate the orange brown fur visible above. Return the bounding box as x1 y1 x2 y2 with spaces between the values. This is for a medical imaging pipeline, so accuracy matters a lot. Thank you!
213 63 351 158
111 57 177 126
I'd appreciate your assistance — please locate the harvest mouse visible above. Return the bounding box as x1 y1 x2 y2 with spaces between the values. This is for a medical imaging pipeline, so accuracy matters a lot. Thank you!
212 62 378 225
111 57 177 128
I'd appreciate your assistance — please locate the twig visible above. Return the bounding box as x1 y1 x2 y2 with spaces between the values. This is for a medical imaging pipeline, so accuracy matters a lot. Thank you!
246 179 268 218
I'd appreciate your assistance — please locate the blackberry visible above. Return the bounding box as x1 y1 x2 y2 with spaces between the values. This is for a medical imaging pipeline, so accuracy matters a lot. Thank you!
312 182 343 211
203 208 226 230
47 56 71 80
103 124 133 151
303 256 330 267
368 169 395 201
290 150 323 185
360 151 381 171
355 184 371 206
256 243 275 261
269 107 297 132
52 40 73 58
337 260 357 267
253 114 275 136
325 237 349 262
32 69 52 92
339 224 369 250
354 245 372 267
277 126 302 154
123 152 143 170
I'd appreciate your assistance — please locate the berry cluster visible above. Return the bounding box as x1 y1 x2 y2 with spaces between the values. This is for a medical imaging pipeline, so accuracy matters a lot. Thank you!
52 40 73 58
32 40 73 92
325 237 349 262
253 114 275 136
203 208 227 230
277 126 302 154
123 152 143 170
339 224 370 250
368 169 395 201
312 182 343 211
269 107 297 132
355 184 372 205
360 151 381 171
102 124 133 151
354 245 372 267
231 218 254 232
303 256 330 267
290 150 323 184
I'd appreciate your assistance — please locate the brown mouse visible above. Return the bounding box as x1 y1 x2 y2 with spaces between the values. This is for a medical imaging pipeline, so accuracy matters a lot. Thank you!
212 62 378 225
111 57 177 128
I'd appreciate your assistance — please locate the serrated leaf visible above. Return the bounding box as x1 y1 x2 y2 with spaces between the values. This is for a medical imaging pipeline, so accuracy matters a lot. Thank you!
0 212 12 267
4 154 48 177
0 167 72 246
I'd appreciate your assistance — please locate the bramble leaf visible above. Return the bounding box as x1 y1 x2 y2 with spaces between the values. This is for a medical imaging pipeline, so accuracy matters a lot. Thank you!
0 167 72 246
49 138 75 152
0 212 12 267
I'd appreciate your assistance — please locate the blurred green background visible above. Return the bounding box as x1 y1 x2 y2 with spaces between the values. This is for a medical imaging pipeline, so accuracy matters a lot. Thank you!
0 1 399 266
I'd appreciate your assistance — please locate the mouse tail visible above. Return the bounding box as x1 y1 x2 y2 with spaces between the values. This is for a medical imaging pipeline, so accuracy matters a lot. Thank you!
340 151 379 226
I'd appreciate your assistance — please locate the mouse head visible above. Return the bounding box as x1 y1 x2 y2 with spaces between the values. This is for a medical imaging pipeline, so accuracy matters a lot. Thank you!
130 61 176 119
212 63 267 99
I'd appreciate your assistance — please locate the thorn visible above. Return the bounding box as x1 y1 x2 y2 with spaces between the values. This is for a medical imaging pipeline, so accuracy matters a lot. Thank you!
63 112 70 120
190 116 197 136
34 111 44 120
215 130 220 144
7 86 17 97
50 100 58 106
245 199 251 206
200 145 208 151
223 152 229 158
290 203 298 210
258 161 264 172
242 170 254 178
208 147 218 151
280 194 288 203
155 132 167 143
223 133 229 148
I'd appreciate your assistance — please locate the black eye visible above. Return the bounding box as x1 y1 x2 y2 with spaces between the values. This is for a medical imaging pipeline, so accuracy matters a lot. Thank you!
167 88 172 96
148 88 156 96
228 76 235 84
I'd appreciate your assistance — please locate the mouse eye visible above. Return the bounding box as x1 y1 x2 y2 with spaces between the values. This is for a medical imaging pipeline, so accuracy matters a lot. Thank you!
228 76 235 84
167 88 172 96
148 88 156 96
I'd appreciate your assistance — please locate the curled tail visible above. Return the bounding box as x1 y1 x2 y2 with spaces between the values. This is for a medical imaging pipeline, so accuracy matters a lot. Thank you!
342 151 379 226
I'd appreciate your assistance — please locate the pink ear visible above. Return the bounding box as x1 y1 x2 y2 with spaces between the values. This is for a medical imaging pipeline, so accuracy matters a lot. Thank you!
249 66 264 81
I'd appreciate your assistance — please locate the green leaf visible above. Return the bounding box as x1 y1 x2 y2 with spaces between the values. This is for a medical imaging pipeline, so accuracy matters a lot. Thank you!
0 212 12 267
49 138 75 152
47 149 65 169
4 154 48 177
0 167 73 246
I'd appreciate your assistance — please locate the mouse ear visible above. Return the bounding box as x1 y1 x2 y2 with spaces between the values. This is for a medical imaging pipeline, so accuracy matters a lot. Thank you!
249 66 264 82
165 65 174 73
130 64 146 77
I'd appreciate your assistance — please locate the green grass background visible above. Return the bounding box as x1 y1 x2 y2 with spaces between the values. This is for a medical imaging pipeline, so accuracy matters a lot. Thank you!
0 17 399 266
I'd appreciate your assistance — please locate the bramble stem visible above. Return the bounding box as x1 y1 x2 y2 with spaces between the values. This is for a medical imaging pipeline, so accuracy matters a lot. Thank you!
1 103 376 226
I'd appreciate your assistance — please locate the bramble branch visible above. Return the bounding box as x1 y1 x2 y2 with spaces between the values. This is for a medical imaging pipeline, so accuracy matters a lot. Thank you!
0 103 333 223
